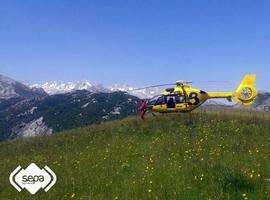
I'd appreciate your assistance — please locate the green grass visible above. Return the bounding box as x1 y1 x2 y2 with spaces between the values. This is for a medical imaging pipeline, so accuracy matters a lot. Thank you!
0 109 270 199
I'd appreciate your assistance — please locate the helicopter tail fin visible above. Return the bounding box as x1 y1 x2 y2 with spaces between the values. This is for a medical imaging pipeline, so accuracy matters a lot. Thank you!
233 74 257 105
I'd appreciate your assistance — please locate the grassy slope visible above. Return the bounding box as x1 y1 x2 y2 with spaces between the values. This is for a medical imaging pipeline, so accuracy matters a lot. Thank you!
0 109 270 199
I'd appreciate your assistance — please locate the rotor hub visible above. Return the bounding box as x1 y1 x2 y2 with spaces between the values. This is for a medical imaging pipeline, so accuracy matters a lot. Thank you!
176 80 184 86
240 87 253 100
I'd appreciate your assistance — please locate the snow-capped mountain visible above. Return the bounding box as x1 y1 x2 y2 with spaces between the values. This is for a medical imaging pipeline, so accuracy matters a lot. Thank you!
31 81 162 98
31 81 109 95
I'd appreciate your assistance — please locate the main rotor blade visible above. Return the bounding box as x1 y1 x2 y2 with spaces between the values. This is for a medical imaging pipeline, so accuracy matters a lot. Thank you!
133 83 175 91
186 81 230 84
133 81 230 91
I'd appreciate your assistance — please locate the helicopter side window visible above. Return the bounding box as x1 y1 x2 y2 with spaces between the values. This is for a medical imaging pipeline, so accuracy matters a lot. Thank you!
175 95 185 103
166 96 176 108
147 95 165 106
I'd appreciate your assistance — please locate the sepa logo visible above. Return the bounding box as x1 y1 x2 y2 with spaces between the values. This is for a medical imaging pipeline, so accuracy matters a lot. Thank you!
9 163 56 195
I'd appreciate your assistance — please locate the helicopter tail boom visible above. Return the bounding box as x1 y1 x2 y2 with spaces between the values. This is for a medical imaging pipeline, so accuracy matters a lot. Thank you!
206 74 257 105
207 92 233 99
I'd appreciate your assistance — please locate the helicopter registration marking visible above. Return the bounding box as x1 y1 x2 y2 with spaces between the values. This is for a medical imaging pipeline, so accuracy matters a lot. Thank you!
189 92 200 105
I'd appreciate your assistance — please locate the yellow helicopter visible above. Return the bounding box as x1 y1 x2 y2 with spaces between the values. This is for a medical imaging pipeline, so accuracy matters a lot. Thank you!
136 74 257 113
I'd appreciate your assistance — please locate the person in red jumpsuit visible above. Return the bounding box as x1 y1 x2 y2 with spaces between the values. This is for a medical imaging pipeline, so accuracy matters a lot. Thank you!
138 100 147 120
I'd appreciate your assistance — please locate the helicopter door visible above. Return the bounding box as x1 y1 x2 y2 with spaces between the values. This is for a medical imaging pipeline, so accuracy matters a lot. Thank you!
166 96 176 108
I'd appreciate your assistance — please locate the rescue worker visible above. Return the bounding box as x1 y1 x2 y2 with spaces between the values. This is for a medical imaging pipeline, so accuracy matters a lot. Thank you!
138 100 147 120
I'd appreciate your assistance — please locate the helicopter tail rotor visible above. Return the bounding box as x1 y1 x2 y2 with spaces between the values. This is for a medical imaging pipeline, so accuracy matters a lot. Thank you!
234 74 257 105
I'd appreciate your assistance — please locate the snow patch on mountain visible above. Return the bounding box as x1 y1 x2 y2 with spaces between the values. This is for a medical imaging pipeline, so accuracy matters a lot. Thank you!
17 107 37 117
29 107 37 114
81 102 90 108
111 107 121 115
91 98 97 103
102 115 109 120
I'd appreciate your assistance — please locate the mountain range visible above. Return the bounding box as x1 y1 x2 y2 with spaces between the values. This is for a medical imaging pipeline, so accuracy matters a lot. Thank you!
0 75 140 141
31 81 162 98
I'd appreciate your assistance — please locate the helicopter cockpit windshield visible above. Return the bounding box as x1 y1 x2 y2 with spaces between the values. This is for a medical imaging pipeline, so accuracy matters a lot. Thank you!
147 95 165 106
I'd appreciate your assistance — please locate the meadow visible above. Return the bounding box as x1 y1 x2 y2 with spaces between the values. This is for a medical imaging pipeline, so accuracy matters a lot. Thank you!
0 108 270 199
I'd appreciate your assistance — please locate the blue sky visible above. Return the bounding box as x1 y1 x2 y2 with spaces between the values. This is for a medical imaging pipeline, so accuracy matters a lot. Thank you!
0 0 269 91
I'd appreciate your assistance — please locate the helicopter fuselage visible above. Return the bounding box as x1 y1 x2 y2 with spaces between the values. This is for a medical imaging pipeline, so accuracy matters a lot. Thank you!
144 74 257 113
147 85 209 113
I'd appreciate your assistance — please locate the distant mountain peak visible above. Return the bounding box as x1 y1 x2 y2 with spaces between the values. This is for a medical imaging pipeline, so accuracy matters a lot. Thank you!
0 74 16 84
0 74 47 100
